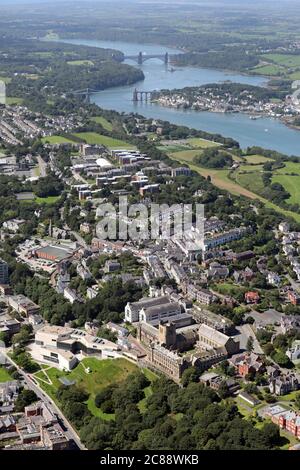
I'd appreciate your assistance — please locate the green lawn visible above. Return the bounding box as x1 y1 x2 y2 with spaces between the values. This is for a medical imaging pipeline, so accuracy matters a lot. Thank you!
34 358 138 420
35 196 61 205
90 116 113 131
0 367 12 383
41 135 76 144
67 60 94 66
73 132 135 149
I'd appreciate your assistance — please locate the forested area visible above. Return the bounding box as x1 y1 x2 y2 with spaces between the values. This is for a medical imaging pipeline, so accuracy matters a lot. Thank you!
54 373 283 450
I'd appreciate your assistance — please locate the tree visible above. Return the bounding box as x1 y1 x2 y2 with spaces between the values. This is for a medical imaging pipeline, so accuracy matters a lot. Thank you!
246 336 254 352
15 389 38 412
261 422 281 447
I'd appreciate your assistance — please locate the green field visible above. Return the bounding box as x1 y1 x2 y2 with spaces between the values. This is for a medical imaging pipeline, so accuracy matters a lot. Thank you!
73 132 135 149
252 64 283 76
6 97 24 105
168 149 201 162
168 151 300 222
0 76 11 84
67 60 94 66
276 161 300 174
0 367 12 383
235 171 265 195
34 358 138 420
244 154 273 164
262 53 300 68
35 196 61 205
41 135 76 144
186 137 220 148
90 116 113 131
272 175 300 205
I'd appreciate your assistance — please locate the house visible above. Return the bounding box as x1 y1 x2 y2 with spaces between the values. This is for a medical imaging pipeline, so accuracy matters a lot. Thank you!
281 315 300 334
230 353 265 377
288 290 300 306
279 222 290 234
185 284 216 305
208 262 229 280
8 295 40 317
238 391 260 406
286 340 300 363
245 291 260 304
104 260 121 273
0 415 16 433
267 272 281 286
269 372 299 396
200 371 239 395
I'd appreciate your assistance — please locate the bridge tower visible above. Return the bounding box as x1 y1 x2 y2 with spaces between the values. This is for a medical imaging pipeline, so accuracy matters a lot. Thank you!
133 88 138 102
138 52 143 65
165 52 169 65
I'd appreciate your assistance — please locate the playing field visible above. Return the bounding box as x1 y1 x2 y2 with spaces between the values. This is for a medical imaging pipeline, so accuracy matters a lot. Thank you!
73 132 135 149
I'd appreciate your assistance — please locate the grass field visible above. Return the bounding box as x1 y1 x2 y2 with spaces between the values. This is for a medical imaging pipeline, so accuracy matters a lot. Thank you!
73 132 135 149
0 76 11 84
34 358 138 420
235 171 265 194
168 149 201 162
262 54 300 68
90 116 113 131
272 174 300 204
0 367 12 383
6 97 24 105
67 60 94 66
252 64 283 76
168 151 300 222
244 154 273 164
41 135 76 144
186 137 220 148
35 196 61 205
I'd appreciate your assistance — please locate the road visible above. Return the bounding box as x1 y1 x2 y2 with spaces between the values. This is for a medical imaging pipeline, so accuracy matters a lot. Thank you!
235 324 264 354
71 230 88 249
2 349 86 450
286 274 300 293
37 155 48 178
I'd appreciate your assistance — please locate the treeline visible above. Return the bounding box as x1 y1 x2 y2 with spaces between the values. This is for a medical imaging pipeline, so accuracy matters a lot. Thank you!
174 49 259 72
194 148 234 169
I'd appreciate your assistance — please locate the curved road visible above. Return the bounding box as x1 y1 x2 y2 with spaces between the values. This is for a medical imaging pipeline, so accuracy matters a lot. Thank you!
2 350 86 450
